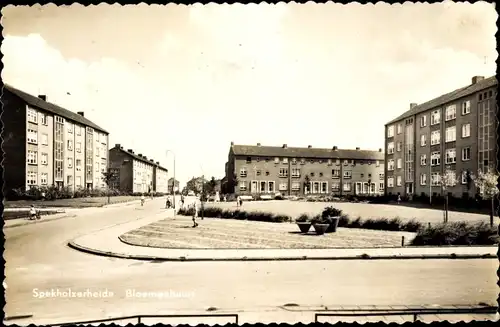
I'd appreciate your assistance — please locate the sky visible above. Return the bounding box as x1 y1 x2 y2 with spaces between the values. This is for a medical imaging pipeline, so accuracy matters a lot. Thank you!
1 2 497 187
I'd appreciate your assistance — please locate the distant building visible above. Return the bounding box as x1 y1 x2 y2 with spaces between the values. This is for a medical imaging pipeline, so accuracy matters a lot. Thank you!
168 178 180 194
225 143 385 196
384 75 498 198
2 84 109 196
109 144 168 194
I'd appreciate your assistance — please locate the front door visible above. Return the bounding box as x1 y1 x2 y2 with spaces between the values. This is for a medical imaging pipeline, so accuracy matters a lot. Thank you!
406 183 413 195
251 181 258 193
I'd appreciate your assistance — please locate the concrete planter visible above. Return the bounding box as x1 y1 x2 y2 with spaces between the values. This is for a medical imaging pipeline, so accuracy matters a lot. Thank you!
296 222 312 233
325 216 340 233
312 223 329 235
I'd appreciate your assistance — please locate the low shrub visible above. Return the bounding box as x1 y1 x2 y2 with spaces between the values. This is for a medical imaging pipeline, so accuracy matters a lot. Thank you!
296 213 311 223
411 221 499 246
400 219 424 232
338 214 350 227
321 206 343 218
348 217 363 228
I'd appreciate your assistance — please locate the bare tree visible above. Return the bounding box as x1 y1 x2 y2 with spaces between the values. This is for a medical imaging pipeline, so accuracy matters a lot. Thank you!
474 169 499 227
102 169 117 204
437 169 459 223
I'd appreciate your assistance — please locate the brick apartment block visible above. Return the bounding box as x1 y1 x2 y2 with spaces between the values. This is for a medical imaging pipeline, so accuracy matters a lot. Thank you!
223 143 385 197
2 84 110 196
384 75 498 198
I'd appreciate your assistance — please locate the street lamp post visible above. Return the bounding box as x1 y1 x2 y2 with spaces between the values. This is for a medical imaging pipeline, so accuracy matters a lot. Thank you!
166 150 176 210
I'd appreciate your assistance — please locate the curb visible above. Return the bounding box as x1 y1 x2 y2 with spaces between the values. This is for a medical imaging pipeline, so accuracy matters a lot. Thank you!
4 214 77 229
67 240 498 262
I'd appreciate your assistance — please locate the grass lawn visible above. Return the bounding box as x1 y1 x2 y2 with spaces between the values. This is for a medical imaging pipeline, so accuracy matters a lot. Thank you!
203 200 493 225
120 216 415 249
4 196 142 209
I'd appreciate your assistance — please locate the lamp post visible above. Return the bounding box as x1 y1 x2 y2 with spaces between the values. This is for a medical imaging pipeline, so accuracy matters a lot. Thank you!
199 164 205 220
166 150 176 210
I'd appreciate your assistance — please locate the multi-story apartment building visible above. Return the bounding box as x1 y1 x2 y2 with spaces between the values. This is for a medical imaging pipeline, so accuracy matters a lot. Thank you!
108 144 169 194
384 75 497 198
2 84 109 196
225 143 385 196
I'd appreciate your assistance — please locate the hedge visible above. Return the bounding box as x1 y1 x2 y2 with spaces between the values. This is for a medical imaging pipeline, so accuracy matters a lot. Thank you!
177 207 291 223
411 221 499 246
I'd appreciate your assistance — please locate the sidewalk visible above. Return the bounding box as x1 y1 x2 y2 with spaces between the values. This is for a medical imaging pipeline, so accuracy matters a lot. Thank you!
68 214 498 261
3 198 161 229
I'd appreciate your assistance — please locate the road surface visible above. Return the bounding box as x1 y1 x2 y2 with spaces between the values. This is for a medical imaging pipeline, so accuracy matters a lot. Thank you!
4 197 497 325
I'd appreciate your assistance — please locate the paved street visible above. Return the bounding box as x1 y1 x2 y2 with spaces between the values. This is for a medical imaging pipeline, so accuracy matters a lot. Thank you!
4 196 498 325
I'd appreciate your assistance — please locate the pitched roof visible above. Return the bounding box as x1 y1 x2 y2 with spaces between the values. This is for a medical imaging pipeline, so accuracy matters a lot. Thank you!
386 76 497 125
3 83 109 134
231 144 385 160
113 147 168 172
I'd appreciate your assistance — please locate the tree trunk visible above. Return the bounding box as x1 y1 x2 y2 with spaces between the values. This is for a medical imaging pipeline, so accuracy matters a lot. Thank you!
490 197 494 227
445 194 449 223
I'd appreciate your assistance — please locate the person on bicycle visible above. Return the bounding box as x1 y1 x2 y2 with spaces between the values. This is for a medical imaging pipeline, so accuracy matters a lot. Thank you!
141 194 145 206
29 205 37 220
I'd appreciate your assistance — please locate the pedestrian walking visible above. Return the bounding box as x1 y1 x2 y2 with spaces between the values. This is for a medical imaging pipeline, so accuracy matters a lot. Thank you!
192 200 199 227
180 194 185 208
236 195 241 208
397 194 401 204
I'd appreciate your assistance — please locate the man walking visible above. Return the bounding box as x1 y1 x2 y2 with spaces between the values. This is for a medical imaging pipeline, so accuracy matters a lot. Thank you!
192 199 199 227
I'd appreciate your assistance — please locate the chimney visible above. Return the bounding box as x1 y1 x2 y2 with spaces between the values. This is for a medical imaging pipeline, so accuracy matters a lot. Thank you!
410 103 418 109
120 146 123 150
230 141 234 146
332 146 338 151
128 149 134 154
307 145 312 148
356 147 360 150
282 144 287 148
149 159 154 162
472 76 484 84
77 111 84 117
138 154 143 157
379 148 382 152
38 95 47 101
115 144 121 149
257 143 261 146
143 156 148 160
156 161 160 165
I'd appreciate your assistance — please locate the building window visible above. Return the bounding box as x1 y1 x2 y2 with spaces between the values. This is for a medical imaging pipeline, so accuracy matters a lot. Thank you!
431 109 441 125
462 100 471 115
282 158 288 164
96 146 100 157
331 182 340 191
279 182 288 191
27 108 38 123
268 181 275 193
76 126 82 136
279 168 288 177
27 150 37 164
310 172 315 177
343 171 352 179
420 154 427 166
343 182 351 191
387 177 394 188
420 115 427 127
387 125 394 138
76 142 82 153
291 182 300 191
445 104 456 121
327 159 332 166
67 140 73 151
321 182 328 193
461 171 469 184
256 170 261 176
300 158 306 165
387 142 395 154
274 157 279 164
40 114 48 125
376 160 380 167
431 152 441 166
445 149 456 164
431 131 440 145
396 176 402 186
247 157 252 163
431 172 440 186
41 133 48 145
396 142 402 152
291 158 297 164
240 168 247 177
291 168 300 178
462 123 470 138
397 158 402 169
379 173 384 180
68 158 73 168
462 147 471 161
343 159 348 166
319 172 323 177
420 134 426 146
332 169 340 178
388 159 395 171
67 175 73 186
41 153 48 165
27 129 38 144
420 174 427 186
360 173 364 178
265 171 270 176
445 126 456 142
67 122 73 133
27 171 37 186
76 159 82 171
40 173 48 185
336 159 341 165
397 124 402 134
379 182 384 191
370 183 376 193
